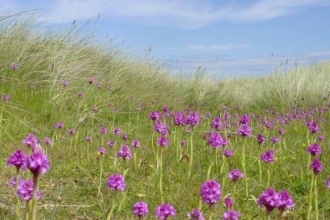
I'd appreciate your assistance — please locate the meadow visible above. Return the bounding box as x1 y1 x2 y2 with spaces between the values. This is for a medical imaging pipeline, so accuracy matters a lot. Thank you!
1 18 330 219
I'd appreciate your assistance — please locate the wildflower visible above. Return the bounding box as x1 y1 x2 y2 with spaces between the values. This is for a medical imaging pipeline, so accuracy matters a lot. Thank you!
132 201 149 218
88 77 94 84
317 135 324 141
306 143 322 156
149 110 161 121
173 111 186 126
154 120 169 135
26 151 50 175
223 149 233 157
68 128 76 135
85 136 92 142
17 179 41 201
187 208 205 220
187 111 199 126
107 140 115 147
307 121 319 133
228 169 244 183
107 173 125 191
77 91 83 98
278 190 294 213
2 94 9 101
260 150 275 163
122 133 129 140
208 132 227 148
54 122 64 129
200 179 221 205
113 127 121 135
324 176 330 189
61 80 68 87
180 140 187 147
157 136 169 147
98 147 107 155
155 203 176 220
257 133 265 144
222 210 240 220
9 176 23 187
211 117 222 131
239 114 250 125
91 106 98 112
117 145 132 160
310 158 323 175
22 133 39 149
237 124 252 137
257 187 280 215
224 197 234 209
100 126 107 134
278 128 285 135
7 150 27 169
43 137 52 145
269 136 280 144
131 139 141 148
10 63 18 70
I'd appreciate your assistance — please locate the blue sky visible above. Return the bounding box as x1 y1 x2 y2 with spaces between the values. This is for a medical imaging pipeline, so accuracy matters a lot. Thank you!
2 0 330 78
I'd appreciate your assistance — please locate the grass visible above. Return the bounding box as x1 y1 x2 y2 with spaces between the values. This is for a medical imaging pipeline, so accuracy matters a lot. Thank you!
1 17 330 219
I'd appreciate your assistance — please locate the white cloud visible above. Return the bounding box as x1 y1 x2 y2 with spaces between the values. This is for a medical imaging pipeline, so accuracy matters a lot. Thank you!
3 0 330 28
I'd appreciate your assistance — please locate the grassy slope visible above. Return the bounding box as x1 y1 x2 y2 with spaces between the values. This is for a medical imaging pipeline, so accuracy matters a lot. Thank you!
1 20 330 219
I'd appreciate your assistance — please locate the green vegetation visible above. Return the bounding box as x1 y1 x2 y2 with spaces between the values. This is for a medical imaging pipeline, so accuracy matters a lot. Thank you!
1 18 330 219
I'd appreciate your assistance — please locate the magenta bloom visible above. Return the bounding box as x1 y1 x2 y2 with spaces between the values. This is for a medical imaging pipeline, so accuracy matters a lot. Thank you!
187 111 199 126
278 128 285 135
77 91 83 98
43 137 52 145
257 133 265 145
324 176 330 189
223 197 234 209
155 203 176 220
122 133 129 140
68 128 76 135
26 151 50 175
131 139 141 148
9 176 23 187
154 120 169 135
54 122 64 129
317 135 324 141
306 143 322 156
85 136 92 142
10 63 19 70
22 133 39 149
228 169 244 183
278 190 294 212
61 80 68 86
107 174 125 191
173 111 186 126
7 150 27 169
98 147 107 155
310 158 323 175
257 187 280 214
2 94 9 101
239 113 250 125
100 126 107 134
307 121 319 133
223 149 233 157
237 124 252 137
157 136 169 147
222 210 240 220
113 127 121 135
207 132 228 148
117 145 132 160
269 136 280 144
107 140 115 147
149 110 161 121
88 77 94 84
260 150 275 163
17 179 41 201
200 179 221 205
132 201 149 218
211 117 222 131
187 208 205 220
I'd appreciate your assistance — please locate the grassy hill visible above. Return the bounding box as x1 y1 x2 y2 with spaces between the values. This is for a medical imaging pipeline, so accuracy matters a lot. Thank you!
1 18 330 219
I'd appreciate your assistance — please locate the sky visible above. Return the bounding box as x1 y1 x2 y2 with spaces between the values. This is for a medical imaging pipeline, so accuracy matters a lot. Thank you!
1 0 330 78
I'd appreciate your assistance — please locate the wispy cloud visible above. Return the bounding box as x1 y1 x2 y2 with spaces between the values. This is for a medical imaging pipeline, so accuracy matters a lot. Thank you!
187 44 251 51
3 0 330 28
